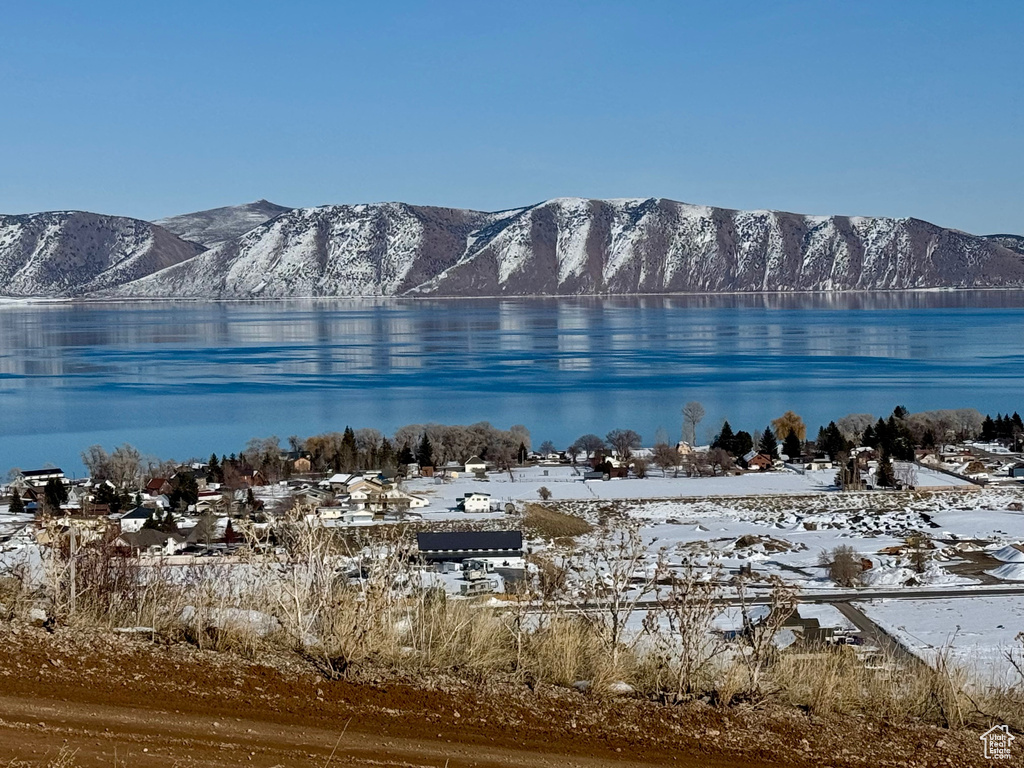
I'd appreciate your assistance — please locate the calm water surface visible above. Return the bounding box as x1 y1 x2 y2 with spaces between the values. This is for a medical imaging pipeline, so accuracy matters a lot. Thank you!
2 293 1024 473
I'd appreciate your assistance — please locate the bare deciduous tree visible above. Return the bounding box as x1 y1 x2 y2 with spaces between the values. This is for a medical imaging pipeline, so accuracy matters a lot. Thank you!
652 442 682 477
606 429 641 461
818 544 863 587
574 434 606 459
682 401 705 445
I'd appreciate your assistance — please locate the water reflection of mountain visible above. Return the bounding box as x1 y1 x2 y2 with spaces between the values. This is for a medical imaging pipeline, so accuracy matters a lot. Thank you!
2 293 1024 386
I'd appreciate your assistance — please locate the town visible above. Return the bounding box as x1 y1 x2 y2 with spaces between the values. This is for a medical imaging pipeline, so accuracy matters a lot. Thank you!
2 406 1024 766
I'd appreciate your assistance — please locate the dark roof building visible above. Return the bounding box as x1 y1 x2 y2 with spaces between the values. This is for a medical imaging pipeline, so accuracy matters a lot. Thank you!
20 468 65 480
416 530 523 562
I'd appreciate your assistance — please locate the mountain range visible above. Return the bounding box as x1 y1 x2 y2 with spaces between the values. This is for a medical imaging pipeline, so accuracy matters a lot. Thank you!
1 198 1022 298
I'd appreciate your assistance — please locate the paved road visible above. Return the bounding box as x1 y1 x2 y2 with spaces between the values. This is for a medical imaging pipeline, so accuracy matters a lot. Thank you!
553 584 1024 611
831 602 925 666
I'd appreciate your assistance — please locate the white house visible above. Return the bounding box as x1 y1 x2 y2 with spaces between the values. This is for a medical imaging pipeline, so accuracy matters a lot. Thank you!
464 457 488 474
119 506 154 533
457 492 492 513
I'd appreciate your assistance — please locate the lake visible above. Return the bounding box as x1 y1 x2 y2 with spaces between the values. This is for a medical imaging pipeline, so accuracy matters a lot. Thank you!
3 292 1024 475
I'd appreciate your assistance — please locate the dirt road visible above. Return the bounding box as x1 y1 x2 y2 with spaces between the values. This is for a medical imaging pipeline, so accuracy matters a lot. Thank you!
0 694 712 768
0 624 993 767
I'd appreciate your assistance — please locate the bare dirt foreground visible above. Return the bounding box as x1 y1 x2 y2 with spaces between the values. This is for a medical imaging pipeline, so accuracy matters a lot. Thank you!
0 624 998 768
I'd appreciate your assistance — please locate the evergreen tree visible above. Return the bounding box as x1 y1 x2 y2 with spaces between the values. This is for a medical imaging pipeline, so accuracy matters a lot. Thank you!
862 424 877 448
921 428 937 449
893 405 909 419
43 478 68 510
887 414 917 461
168 474 199 512
873 417 890 453
733 430 754 456
517 441 528 464
379 437 396 469
9 490 24 516
783 431 802 461
94 483 125 515
208 453 222 483
819 421 848 460
875 454 896 488
397 442 415 467
416 433 434 467
341 426 357 469
757 426 778 456
713 421 736 454
981 415 996 441
158 509 179 533
1013 412 1024 433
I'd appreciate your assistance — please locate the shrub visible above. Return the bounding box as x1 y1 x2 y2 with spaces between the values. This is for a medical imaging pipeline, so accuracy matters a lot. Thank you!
818 544 864 587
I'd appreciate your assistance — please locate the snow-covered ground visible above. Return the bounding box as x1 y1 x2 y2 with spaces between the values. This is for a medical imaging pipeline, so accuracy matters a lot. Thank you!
402 464 970 509
862 597 1024 686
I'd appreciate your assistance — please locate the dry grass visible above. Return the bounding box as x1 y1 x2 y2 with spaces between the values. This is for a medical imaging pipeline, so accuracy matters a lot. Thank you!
522 504 593 539
2 747 80 767
12 512 1024 734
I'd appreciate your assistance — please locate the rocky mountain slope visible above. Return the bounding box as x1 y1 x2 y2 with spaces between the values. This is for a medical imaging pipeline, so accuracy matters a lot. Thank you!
107 198 1024 298
984 234 1024 256
153 199 292 247
0 211 205 297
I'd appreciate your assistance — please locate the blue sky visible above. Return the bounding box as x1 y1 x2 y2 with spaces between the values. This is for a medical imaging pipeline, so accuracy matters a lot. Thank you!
2 1 1022 234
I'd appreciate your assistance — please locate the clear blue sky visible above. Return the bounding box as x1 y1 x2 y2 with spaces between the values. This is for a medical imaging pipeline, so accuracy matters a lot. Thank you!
2 1 1022 234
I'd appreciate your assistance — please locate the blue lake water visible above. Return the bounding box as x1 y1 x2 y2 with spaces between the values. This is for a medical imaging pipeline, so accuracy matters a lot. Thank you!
3 293 1024 475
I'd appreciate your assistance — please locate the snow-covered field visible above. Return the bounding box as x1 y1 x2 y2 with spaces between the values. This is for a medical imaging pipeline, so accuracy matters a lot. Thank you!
402 464 970 509
862 597 1024 685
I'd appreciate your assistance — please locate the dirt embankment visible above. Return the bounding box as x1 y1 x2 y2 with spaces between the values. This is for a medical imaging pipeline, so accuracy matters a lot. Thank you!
0 624 998 768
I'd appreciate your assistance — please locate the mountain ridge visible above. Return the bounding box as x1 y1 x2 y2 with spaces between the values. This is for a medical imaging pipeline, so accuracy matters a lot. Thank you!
2 198 1023 298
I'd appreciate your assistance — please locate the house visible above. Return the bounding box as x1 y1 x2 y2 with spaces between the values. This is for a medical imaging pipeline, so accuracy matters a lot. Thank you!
745 453 774 471
298 486 334 505
1009 463 1024 479
119 506 154 533
115 529 186 557
293 457 312 474
335 509 375 527
803 456 833 471
15 468 65 489
676 442 694 456
416 530 523 563
307 506 373 527
380 488 429 511
194 490 227 513
145 478 172 497
456 492 492 513
323 473 357 492
464 456 488 474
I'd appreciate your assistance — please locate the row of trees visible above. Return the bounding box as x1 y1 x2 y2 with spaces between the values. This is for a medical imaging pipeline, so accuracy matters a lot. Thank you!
58 403 1010 498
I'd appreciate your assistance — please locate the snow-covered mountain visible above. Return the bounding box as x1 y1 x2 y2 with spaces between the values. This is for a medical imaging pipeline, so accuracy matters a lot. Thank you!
107 198 1024 298
984 234 1024 256
111 203 521 298
154 199 292 247
0 211 205 297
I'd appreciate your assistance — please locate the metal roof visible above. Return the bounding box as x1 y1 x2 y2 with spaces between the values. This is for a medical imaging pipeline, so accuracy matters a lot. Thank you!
416 530 522 553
